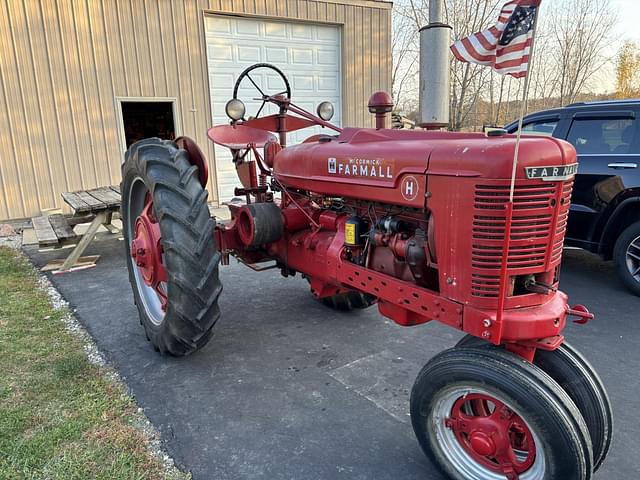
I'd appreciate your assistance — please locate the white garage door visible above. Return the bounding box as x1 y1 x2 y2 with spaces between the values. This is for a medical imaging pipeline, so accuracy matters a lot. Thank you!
204 15 342 203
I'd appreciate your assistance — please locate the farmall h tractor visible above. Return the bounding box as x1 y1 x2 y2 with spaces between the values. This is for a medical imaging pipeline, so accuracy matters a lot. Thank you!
121 64 612 479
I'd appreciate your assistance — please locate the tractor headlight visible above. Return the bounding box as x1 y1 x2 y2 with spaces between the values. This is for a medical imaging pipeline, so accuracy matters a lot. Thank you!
225 99 246 121
317 101 334 121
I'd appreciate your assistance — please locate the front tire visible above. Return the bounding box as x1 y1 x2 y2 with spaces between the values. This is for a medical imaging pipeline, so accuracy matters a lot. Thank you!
122 138 222 356
455 335 613 470
410 347 593 480
613 220 640 296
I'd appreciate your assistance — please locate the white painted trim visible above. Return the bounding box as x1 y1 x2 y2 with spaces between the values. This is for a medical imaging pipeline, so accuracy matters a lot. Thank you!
115 97 182 161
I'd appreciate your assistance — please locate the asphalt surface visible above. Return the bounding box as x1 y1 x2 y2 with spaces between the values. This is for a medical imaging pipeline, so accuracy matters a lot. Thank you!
26 238 639 479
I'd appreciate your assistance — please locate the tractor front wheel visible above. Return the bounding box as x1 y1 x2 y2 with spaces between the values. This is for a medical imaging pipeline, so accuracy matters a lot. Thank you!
455 335 613 471
122 138 222 356
410 347 594 480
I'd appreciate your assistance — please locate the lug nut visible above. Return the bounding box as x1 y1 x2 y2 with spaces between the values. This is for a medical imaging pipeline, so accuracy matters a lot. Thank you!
483 318 492 328
482 331 491 339
136 260 145 267
137 248 146 255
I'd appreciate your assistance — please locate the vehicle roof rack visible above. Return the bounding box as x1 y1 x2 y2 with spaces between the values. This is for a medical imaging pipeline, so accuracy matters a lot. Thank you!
566 99 640 107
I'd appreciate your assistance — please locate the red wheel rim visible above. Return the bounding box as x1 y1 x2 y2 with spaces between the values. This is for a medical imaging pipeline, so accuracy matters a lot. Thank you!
445 392 537 477
130 193 168 311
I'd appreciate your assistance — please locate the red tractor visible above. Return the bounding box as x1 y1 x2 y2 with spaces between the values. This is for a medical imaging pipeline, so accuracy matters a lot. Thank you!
122 64 611 480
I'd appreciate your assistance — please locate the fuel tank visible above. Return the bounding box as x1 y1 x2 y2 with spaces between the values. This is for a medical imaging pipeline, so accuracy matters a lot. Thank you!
272 127 577 208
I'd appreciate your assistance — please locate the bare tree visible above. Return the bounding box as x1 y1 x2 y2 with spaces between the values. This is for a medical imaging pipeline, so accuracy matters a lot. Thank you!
390 0 617 130
548 0 616 105
391 3 421 112
445 0 501 130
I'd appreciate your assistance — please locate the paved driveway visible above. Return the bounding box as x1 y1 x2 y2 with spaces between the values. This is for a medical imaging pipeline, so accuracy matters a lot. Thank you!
26 238 639 479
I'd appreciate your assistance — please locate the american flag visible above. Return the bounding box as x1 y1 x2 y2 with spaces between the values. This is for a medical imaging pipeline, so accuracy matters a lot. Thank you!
450 0 541 78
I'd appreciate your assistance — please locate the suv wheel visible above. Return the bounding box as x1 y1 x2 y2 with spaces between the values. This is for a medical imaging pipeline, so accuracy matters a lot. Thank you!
613 221 640 296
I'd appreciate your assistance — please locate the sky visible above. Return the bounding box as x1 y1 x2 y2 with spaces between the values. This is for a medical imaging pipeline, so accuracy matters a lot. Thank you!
610 0 640 44
592 0 640 92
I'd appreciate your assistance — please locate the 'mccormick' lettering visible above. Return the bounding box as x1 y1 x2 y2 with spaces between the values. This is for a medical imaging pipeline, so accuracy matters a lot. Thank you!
328 157 394 179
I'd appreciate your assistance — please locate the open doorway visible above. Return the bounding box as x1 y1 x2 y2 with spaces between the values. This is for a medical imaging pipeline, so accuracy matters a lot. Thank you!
118 99 178 151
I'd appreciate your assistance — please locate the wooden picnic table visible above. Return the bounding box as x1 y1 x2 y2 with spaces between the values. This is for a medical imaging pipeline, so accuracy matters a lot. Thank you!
33 185 122 273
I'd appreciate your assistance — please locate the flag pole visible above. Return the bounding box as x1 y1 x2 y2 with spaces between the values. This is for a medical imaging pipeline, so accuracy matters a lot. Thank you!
508 13 539 203
494 5 541 338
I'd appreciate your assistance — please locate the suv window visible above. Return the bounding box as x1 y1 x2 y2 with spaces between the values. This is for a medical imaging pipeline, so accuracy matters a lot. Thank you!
567 118 636 154
521 119 558 136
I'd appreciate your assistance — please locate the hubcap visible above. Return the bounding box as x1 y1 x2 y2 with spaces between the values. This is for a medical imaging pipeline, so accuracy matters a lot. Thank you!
127 179 168 325
626 234 640 282
433 387 545 480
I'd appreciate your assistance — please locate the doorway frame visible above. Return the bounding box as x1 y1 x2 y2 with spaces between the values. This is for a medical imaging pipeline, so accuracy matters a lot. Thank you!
115 97 182 161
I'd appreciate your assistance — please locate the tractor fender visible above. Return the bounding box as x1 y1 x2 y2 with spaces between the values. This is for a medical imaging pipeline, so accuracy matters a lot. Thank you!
175 136 209 188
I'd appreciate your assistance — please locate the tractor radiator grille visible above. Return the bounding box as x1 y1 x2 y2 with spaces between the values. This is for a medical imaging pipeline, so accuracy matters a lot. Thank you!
470 180 573 298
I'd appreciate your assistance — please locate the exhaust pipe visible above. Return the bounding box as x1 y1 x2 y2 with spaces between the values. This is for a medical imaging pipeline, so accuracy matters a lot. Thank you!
418 0 452 129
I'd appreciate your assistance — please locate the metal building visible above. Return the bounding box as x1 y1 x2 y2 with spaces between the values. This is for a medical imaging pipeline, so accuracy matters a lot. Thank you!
0 0 392 220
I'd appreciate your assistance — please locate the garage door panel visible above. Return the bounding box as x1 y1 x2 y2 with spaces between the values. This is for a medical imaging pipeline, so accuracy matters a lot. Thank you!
265 22 287 38
235 18 261 36
316 25 339 41
265 47 288 63
205 16 232 34
317 48 339 65
210 73 235 88
237 45 262 63
208 44 233 61
291 48 314 65
318 75 340 91
292 75 314 91
291 24 314 40
266 74 289 91
206 15 341 203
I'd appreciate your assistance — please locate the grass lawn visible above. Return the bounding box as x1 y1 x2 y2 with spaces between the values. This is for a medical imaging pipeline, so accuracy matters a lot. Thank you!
0 247 188 480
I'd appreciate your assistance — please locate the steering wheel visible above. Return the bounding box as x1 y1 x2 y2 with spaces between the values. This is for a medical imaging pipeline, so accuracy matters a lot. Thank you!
233 63 292 120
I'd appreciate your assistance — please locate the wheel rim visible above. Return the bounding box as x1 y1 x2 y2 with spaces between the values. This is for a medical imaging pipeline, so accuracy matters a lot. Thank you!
625 234 640 282
127 178 168 325
432 386 546 480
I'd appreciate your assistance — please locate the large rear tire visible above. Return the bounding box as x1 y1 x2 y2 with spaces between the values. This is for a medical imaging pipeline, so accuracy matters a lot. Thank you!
455 335 612 470
122 138 222 356
410 347 593 480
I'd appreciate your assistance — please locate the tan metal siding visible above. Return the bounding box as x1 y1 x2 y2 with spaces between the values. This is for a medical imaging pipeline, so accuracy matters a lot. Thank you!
0 0 391 220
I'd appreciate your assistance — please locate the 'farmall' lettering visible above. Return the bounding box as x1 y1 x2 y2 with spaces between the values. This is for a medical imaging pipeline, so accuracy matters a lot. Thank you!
328 157 394 179
525 163 578 181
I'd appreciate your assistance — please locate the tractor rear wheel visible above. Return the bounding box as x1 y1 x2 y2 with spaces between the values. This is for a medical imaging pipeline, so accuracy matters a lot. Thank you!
455 335 613 470
410 347 593 480
122 138 222 356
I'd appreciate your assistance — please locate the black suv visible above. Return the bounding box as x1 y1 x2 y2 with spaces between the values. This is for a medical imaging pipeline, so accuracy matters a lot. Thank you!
505 99 640 296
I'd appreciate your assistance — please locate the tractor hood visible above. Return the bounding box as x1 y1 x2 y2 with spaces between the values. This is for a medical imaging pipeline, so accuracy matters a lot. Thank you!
272 127 577 208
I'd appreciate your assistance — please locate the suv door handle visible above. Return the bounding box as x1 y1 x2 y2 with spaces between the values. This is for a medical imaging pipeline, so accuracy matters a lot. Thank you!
608 162 637 169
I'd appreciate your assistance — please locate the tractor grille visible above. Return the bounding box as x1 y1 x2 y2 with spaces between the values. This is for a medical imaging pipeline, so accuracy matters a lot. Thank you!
470 180 573 298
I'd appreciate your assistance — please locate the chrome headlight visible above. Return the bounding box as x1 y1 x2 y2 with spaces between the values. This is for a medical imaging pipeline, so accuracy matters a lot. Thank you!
316 101 334 121
225 99 246 121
